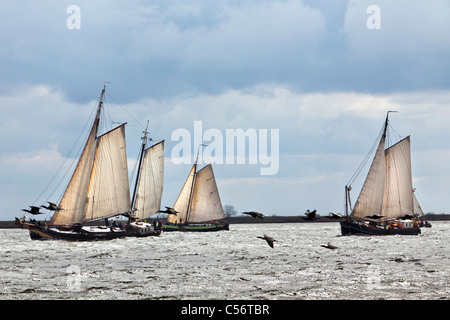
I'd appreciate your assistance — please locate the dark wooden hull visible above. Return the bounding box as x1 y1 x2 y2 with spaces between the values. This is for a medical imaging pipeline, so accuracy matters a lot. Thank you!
340 220 421 236
20 221 162 241
163 223 229 232
28 225 127 241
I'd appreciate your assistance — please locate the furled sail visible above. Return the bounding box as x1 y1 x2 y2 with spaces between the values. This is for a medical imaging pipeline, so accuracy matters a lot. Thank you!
84 124 131 221
189 164 226 223
133 141 165 220
50 119 98 226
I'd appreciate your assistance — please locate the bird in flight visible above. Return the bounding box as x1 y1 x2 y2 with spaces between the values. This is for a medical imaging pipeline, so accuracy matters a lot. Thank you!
257 234 277 248
242 211 265 219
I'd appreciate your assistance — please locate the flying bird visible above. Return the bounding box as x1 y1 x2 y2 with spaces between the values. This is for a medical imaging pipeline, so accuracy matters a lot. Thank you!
303 209 317 220
41 202 61 211
242 211 265 219
21 206 42 215
320 242 339 250
158 206 178 215
257 234 277 248
326 212 343 219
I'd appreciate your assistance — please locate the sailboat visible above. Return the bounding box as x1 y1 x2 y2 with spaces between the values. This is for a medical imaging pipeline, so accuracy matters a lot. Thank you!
15 84 164 240
341 112 422 235
163 150 229 232
127 121 165 236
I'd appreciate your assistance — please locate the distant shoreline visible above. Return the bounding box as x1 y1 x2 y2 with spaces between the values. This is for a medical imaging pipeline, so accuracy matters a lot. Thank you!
1 214 449 229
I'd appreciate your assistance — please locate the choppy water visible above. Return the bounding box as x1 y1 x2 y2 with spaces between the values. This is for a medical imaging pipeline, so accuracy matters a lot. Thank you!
0 222 448 300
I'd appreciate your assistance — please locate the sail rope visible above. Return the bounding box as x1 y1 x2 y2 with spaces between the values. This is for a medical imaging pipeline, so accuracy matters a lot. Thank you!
105 91 146 130
31 99 99 207
346 123 385 187
385 123 403 149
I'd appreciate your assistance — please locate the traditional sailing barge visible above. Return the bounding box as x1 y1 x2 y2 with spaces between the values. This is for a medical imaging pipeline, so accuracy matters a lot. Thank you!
163 153 229 232
341 112 422 236
16 84 165 240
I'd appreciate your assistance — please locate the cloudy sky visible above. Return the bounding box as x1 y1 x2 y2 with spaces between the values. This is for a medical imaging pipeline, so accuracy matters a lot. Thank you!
1 0 450 221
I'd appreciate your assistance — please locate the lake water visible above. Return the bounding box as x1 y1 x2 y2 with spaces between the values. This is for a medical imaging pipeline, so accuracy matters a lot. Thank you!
0 222 448 300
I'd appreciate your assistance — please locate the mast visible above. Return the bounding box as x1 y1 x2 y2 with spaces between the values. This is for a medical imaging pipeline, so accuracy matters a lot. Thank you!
92 82 107 134
185 165 196 224
131 121 150 211
345 185 349 220
383 111 398 141
185 145 202 223
97 83 107 122
382 112 389 137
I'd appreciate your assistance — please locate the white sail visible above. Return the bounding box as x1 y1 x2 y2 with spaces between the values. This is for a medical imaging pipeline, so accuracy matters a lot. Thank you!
50 120 98 226
351 135 386 219
381 136 414 219
133 141 165 220
189 164 226 223
84 124 131 221
413 192 424 217
168 164 196 224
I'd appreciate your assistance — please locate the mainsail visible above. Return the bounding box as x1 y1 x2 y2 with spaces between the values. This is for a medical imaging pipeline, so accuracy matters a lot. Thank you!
351 135 386 218
189 164 225 223
50 118 98 226
382 136 413 218
84 124 131 221
168 163 226 224
133 141 165 220
349 113 420 220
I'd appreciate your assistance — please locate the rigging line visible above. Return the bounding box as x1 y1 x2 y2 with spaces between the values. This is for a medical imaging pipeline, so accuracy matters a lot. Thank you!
98 106 109 136
54 101 100 203
347 124 385 186
387 125 403 148
102 96 125 130
32 99 99 206
102 100 115 130
105 91 146 130
385 124 397 149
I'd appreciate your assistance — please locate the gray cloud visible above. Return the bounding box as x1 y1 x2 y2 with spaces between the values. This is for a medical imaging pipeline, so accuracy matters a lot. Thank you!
1 0 449 104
